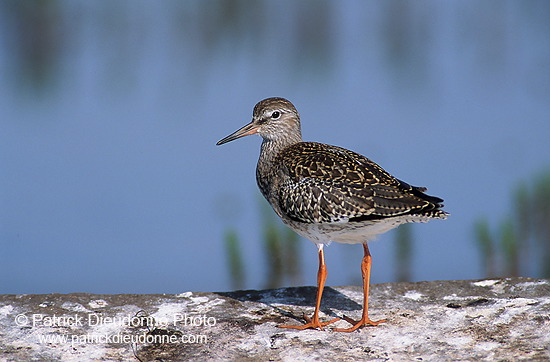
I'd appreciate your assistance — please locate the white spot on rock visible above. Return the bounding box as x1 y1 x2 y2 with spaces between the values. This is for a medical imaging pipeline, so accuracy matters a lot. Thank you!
190 296 209 304
446 336 474 346
88 299 108 309
61 302 90 312
404 291 423 300
0 305 14 316
475 341 501 351
472 280 499 287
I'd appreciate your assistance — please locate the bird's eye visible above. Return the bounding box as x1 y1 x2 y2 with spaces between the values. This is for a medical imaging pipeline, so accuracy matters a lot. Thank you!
271 111 281 119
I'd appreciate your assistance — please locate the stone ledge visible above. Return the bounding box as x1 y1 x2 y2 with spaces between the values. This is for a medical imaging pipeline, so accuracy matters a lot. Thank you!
1 277 549 361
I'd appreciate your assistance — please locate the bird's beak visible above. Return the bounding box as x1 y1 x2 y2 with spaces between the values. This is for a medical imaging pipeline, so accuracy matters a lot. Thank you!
216 121 259 145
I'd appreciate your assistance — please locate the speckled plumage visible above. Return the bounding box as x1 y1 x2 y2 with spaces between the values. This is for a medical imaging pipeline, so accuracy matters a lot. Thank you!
221 98 449 245
262 142 446 223
217 97 448 331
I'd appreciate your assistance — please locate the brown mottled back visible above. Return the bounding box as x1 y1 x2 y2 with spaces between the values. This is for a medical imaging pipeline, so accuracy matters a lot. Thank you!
275 142 446 224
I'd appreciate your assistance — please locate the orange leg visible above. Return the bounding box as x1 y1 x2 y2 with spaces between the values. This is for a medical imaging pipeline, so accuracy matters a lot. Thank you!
278 244 340 330
334 243 386 332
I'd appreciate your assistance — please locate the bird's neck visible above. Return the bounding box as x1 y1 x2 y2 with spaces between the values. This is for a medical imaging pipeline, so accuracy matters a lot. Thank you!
256 133 302 199
259 132 301 167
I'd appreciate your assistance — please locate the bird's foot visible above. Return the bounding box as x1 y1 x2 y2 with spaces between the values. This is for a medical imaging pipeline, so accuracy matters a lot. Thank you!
278 313 340 331
332 315 386 332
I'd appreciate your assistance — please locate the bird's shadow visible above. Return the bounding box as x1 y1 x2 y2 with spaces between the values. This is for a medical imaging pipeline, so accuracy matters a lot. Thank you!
217 286 361 323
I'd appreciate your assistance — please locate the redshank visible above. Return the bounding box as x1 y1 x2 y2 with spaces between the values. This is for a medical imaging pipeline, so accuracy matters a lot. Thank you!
216 97 448 332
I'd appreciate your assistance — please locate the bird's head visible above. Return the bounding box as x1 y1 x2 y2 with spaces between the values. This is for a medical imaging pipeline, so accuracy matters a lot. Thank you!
216 97 302 146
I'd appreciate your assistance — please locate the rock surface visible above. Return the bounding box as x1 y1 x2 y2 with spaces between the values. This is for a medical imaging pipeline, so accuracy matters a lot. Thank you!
1 277 549 361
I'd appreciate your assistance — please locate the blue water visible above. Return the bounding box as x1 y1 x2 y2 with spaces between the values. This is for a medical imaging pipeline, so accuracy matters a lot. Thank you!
1 1 549 294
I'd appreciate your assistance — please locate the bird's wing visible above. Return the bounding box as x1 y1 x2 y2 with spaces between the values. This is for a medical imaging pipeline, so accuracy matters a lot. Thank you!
277 142 442 224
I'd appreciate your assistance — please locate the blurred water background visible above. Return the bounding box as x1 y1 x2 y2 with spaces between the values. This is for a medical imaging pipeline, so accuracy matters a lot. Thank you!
1 1 549 294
